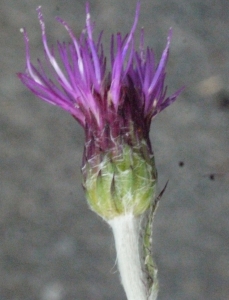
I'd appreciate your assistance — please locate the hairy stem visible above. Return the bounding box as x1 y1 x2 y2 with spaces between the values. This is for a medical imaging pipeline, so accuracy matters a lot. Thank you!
109 213 148 300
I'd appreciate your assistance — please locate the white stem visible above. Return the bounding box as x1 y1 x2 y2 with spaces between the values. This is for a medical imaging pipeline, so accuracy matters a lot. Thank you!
109 214 148 300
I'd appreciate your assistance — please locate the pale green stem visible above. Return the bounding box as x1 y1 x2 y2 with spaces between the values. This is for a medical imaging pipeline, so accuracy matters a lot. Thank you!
109 213 148 300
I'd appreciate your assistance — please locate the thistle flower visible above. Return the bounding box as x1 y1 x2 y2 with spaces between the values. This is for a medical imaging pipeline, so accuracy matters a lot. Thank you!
18 3 183 300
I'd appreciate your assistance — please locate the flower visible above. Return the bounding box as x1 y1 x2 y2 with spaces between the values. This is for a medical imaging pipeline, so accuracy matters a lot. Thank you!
18 3 183 220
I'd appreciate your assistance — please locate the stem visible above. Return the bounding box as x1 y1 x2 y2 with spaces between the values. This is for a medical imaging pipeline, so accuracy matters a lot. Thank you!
109 213 148 300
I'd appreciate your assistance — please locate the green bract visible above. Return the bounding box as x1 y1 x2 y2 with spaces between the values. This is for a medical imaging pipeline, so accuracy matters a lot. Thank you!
82 143 157 220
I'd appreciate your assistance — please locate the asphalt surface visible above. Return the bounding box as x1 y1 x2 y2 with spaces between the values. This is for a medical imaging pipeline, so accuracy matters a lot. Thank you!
1 0 229 299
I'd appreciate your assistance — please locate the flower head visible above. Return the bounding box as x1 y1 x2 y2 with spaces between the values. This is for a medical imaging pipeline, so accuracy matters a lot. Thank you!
18 3 183 220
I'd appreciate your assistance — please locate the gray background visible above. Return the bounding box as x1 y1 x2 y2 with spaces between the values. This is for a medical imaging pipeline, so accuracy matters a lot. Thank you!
1 0 229 299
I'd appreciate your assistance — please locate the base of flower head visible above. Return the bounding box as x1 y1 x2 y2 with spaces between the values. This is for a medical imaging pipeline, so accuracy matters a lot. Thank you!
82 141 157 221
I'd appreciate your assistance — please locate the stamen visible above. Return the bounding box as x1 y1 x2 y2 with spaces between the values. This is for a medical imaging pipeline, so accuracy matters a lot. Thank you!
36 6 73 92
147 28 172 95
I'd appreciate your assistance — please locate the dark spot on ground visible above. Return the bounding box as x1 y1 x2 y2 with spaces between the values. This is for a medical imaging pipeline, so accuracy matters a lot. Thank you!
179 161 184 167
216 90 229 109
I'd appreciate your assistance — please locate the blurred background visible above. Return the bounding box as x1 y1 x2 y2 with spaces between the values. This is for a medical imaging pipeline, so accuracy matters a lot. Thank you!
1 0 229 299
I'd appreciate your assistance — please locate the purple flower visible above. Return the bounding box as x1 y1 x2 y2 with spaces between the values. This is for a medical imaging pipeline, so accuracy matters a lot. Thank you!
18 3 183 220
